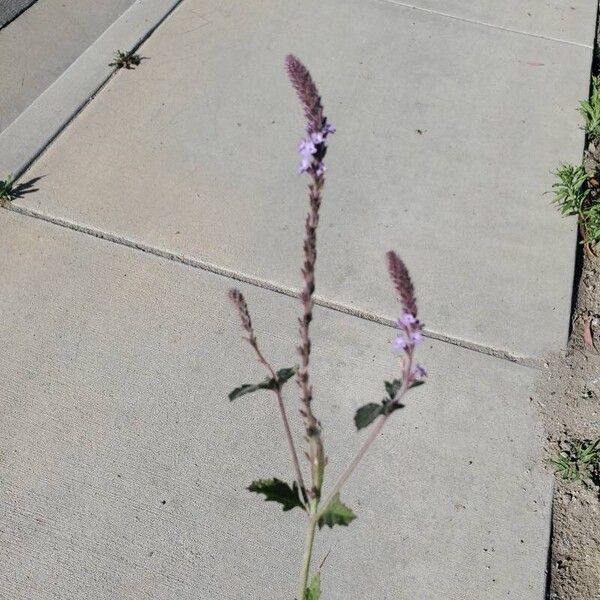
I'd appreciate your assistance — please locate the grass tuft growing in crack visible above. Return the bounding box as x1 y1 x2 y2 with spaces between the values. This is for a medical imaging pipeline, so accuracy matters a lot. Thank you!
0 174 15 207
578 75 600 141
552 163 600 248
109 49 142 70
550 438 600 486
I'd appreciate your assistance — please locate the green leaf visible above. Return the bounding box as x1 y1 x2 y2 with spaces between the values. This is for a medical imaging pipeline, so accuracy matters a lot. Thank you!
318 493 356 529
409 380 425 389
384 379 402 399
275 367 296 385
304 572 321 600
354 402 384 430
228 366 297 400
247 478 305 512
229 381 272 400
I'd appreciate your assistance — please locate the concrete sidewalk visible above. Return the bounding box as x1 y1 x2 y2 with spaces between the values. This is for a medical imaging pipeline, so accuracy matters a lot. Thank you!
1 0 597 598
0 0 136 132
0 210 550 599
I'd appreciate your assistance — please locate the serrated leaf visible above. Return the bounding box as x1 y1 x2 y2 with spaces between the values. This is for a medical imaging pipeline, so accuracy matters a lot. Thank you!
409 380 425 389
304 572 321 600
318 494 356 529
354 403 384 430
384 379 402 399
228 366 297 401
247 478 306 512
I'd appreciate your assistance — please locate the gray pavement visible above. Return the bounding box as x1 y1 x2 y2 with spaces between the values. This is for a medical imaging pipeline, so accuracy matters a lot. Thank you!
391 0 597 44
0 0 135 132
0 209 550 599
13 0 593 360
1 0 597 597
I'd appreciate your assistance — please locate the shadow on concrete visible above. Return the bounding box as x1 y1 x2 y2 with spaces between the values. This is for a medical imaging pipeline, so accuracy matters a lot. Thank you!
10 175 44 199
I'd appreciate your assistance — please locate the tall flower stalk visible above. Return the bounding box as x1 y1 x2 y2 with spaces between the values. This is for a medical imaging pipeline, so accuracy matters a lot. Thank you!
227 55 426 600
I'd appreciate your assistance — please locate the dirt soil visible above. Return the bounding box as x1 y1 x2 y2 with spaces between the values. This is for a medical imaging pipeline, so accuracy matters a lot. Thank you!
536 23 600 594
538 254 600 600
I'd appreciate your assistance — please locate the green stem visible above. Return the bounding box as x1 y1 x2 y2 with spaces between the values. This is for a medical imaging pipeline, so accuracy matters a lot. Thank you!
296 514 318 600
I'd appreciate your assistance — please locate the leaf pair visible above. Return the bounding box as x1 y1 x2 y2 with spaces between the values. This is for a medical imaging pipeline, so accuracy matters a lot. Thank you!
229 366 297 401
354 379 402 430
248 479 356 529
354 378 425 430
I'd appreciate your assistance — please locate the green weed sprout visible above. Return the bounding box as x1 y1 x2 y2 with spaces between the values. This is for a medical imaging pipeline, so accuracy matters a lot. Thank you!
551 438 600 484
109 49 142 70
552 164 600 247
0 174 15 206
578 75 600 140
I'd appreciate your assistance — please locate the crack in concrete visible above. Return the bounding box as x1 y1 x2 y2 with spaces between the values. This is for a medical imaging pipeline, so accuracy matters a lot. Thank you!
4 202 541 369
376 0 594 49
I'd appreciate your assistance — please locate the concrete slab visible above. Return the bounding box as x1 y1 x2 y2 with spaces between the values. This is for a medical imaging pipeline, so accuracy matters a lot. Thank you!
383 0 598 46
0 209 550 599
0 0 136 133
0 0 186 180
16 0 592 360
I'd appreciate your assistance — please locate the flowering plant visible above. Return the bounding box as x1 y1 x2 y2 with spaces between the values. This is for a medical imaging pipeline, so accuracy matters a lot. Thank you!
228 55 426 599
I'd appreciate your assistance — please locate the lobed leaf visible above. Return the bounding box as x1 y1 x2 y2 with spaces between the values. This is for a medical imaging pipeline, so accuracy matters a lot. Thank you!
248 478 306 512
318 493 356 529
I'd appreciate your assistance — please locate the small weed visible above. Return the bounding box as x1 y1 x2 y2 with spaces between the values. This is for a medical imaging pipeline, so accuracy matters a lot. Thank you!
578 75 600 140
0 174 15 206
552 163 600 247
109 49 142 70
550 438 600 485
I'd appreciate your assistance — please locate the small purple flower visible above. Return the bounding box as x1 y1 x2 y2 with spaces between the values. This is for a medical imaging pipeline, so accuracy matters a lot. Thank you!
412 363 427 379
410 331 423 345
322 123 335 137
398 312 417 327
298 138 317 158
310 123 335 145
297 157 311 174
310 131 324 144
393 335 407 352
314 162 326 177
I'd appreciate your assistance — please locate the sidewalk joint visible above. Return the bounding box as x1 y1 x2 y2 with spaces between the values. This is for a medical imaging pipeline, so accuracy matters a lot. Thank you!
376 0 594 49
4 202 541 370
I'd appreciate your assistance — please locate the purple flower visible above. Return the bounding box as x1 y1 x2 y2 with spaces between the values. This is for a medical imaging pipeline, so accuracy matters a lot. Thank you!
322 123 336 136
297 157 311 174
310 131 324 144
314 162 326 177
410 331 423 345
398 312 417 327
412 363 427 379
393 335 407 352
298 138 317 158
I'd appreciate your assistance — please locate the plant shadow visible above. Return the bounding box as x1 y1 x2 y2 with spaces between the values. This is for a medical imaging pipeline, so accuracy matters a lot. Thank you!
10 175 44 199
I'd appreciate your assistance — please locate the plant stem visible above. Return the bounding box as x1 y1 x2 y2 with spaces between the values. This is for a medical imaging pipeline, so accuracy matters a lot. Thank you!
318 357 412 518
274 387 307 501
296 513 318 600
249 339 307 501
317 414 388 519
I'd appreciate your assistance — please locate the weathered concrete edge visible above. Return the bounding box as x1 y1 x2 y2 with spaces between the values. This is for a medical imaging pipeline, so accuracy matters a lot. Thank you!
1 201 547 368
0 0 38 30
0 0 185 178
